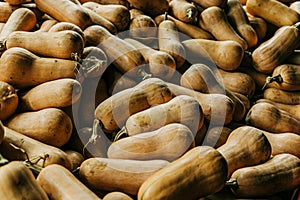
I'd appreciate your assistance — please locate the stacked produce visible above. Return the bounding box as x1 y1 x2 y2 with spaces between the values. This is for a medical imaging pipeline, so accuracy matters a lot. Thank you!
0 0 299 199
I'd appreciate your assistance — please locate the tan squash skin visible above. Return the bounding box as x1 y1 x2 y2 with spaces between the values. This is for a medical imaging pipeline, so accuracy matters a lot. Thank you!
34 0 92 30
108 68 138 95
137 146 228 200
19 78 82 111
245 102 300 134
199 6 248 50
5 30 84 59
0 127 73 169
158 18 186 69
166 82 235 125
108 123 195 161
124 38 176 80
0 161 49 200
103 192 133 200
263 87 300 105
0 81 18 120
48 22 85 43
5 0 32 5
257 129 300 158
180 63 246 121
215 68 256 98
155 14 214 39
37 164 100 200
265 64 300 91
84 25 146 78
37 19 58 32
248 16 267 42
256 98 300 121
217 126 271 178
126 0 169 17
80 0 129 7
0 2 19 22
252 23 300 74
290 1 300 14
82 2 130 31
226 0 258 48
228 153 300 198
6 108 73 147
95 78 173 133
0 47 81 88
168 0 198 24
79 158 170 195
238 66 268 90
191 0 227 8
64 150 85 171
128 9 157 44
123 95 203 136
202 126 232 148
246 0 300 27
182 39 244 71
0 7 36 50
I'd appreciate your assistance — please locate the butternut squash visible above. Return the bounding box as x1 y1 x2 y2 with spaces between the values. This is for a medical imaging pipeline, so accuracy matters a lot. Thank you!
290 1 300 14
226 0 258 48
182 39 244 71
246 0 300 27
202 126 232 148
158 15 186 69
124 38 176 80
37 164 101 200
80 46 108 78
0 81 18 120
48 21 84 42
217 125 271 178
180 63 246 121
155 14 214 39
0 47 82 88
238 66 268 90
79 157 170 195
215 68 256 98
0 2 18 22
199 6 248 50
82 2 130 31
248 16 267 42
37 19 58 32
0 161 49 200
84 25 146 78
263 87 300 104
79 0 130 7
137 146 228 200
34 0 92 30
251 23 300 73
95 78 173 133
0 7 36 51
103 192 133 200
5 0 32 5
64 150 85 171
19 78 82 111
228 153 300 198
0 127 72 169
122 95 203 136
108 68 138 95
126 0 169 17
264 64 300 91
168 0 199 24
166 82 235 125
256 98 300 121
245 102 300 134
5 30 84 59
108 123 195 161
6 108 73 147
261 129 300 158
129 9 157 44
190 0 227 8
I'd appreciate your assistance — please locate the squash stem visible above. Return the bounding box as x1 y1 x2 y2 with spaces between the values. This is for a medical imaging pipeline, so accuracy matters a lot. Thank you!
225 179 238 190
0 40 6 51
0 153 8 166
186 8 194 21
138 68 152 80
164 11 168 21
113 126 128 142
262 74 282 90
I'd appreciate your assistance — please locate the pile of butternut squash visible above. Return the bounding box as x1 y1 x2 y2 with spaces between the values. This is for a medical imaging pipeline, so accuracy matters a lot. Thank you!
0 0 299 199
